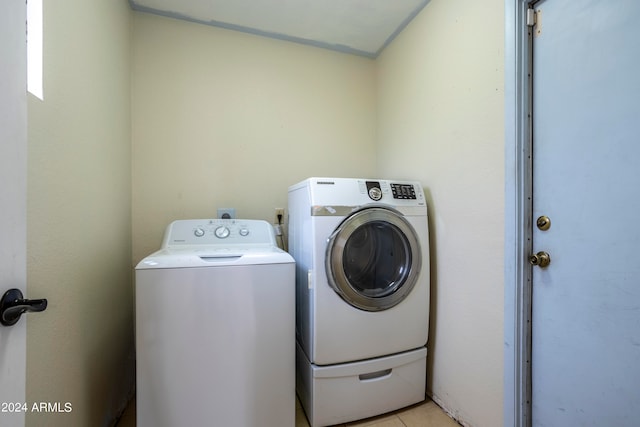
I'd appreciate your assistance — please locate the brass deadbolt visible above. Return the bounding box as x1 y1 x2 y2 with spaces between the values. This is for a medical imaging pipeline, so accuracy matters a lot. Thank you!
536 215 551 231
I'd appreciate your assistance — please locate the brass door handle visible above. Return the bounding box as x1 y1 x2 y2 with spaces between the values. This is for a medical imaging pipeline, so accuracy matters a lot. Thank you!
529 251 551 268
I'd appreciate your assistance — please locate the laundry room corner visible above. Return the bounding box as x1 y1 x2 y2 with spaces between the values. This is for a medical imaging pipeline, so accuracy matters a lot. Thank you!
375 0 505 426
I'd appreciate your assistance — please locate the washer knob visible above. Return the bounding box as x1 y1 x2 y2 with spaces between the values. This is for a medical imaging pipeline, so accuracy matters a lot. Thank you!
194 228 205 237
239 228 250 236
214 226 230 239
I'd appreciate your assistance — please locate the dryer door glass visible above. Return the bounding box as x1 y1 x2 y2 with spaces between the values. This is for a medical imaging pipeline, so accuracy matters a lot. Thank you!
342 221 409 297
326 207 422 311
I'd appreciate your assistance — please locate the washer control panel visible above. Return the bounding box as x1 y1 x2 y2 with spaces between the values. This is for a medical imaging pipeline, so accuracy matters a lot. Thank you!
162 219 276 247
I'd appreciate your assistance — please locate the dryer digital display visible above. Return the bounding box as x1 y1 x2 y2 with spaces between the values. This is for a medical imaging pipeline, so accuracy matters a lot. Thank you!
391 183 417 199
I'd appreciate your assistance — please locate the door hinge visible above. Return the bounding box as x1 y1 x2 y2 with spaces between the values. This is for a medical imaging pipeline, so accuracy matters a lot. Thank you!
527 7 542 37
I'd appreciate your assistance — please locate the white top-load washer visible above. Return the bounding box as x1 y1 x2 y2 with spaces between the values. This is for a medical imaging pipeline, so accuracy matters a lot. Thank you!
135 219 295 427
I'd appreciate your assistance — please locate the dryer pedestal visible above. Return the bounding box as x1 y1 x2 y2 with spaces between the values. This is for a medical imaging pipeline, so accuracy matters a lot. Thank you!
296 344 427 427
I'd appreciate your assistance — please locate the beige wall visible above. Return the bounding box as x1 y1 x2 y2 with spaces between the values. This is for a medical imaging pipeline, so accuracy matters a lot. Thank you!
27 0 132 425
131 12 377 262
377 1 505 426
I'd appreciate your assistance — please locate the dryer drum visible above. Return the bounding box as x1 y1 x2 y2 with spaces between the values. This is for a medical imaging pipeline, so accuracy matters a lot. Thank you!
326 206 422 311
342 222 411 297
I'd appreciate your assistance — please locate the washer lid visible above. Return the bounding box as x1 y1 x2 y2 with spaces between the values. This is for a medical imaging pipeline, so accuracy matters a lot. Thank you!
136 246 294 269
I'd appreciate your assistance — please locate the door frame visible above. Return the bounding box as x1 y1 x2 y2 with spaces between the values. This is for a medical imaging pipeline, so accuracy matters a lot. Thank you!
504 0 535 426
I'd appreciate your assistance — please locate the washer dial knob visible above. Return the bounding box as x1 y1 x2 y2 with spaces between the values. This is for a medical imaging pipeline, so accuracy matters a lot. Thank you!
214 226 230 239
194 228 205 237
239 228 250 236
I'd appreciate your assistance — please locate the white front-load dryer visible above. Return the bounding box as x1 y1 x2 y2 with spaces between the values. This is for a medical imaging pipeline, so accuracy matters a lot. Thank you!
135 219 295 427
288 177 430 426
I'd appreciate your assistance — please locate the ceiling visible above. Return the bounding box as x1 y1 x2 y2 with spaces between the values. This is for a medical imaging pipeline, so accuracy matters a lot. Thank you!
129 0 429 58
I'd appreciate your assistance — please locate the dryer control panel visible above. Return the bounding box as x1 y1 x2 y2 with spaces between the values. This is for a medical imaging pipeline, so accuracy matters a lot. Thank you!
361 180 424 203
297 177 427 208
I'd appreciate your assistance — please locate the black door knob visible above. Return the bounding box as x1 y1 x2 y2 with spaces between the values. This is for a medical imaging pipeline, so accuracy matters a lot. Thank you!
0 288 47 326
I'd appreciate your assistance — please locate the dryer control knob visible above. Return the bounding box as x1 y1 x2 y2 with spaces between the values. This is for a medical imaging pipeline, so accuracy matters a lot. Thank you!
239 228 250 236
214 226 230 239
368 187 382 201
194 228 205 237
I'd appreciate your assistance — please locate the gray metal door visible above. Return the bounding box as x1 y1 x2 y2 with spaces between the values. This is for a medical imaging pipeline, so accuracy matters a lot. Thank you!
531 1 640 425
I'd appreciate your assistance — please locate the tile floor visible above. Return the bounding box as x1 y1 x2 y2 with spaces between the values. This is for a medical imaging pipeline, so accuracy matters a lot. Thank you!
116 396 461 427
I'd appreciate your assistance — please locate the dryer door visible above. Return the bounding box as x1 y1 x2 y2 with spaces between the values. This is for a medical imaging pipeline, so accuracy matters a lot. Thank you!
326 207 422 311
